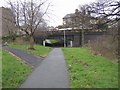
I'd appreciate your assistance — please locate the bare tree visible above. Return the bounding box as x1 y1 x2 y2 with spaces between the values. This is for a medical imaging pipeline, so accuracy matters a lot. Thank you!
7 0 52 49
89 0 120 38
89 0 120 23
87 0 120 59
116 15 119 60
78 5 90 46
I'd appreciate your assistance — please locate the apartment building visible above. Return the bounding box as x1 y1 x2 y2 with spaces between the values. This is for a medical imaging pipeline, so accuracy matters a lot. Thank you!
61 9 107 32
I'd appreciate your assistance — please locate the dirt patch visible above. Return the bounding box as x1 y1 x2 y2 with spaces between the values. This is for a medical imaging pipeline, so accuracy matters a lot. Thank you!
79 61 91 68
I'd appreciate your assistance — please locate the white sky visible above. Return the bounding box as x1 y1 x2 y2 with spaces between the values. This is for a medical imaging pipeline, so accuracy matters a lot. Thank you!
0 0 97 27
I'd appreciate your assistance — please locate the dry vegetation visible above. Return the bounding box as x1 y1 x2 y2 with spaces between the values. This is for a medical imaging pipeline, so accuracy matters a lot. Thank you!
88 29 118 61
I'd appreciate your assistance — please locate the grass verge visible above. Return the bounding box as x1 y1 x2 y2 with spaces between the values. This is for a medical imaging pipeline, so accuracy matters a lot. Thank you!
9 43 52 57
62 48 118 88
2 50 32 88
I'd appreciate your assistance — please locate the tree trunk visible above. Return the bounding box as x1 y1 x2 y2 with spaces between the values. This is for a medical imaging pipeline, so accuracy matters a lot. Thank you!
28 35 35 50
118 19 120 61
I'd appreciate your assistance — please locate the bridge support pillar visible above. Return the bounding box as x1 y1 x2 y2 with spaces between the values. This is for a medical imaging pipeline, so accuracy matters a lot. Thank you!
70 41 73 47
43 41 45 46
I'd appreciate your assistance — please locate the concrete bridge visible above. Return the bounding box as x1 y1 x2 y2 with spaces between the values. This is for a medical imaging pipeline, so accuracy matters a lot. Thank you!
34 29 108 47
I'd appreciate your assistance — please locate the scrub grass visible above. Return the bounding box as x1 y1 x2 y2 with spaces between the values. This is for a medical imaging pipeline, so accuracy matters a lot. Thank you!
2 50 32 88
62 48 118 88
9 43 52 57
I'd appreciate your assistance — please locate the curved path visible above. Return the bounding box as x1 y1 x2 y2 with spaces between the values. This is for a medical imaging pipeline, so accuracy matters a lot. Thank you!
3 47 44 68
20 48 69 88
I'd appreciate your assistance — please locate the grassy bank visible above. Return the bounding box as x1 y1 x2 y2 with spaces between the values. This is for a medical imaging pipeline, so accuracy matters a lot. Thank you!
62 48 118 88
9 43 52 57
2 50 32 88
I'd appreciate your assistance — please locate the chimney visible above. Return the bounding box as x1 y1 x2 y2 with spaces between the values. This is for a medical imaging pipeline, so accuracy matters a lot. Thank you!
75 9 79 14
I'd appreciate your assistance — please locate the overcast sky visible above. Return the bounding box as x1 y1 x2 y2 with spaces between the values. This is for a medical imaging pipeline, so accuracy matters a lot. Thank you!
0 0 96 27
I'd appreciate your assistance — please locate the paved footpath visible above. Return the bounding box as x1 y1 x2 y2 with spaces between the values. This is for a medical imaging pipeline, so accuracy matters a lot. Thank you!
3 47 43 68
20 48 69 88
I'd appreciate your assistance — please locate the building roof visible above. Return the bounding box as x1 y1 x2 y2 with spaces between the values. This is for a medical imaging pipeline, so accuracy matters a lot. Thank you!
63 13 80 19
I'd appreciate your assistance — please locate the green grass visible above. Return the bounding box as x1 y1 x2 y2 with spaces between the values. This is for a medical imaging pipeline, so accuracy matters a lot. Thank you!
2 50 32 88
9 43 52 57
62 48 118 88
49 39 58 44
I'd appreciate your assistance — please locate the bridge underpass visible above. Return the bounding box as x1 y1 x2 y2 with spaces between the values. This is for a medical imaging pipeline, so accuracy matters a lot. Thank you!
34 29 107 47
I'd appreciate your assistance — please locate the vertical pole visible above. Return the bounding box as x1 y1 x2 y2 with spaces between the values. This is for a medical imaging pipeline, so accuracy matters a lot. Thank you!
81 13 84 47
64 30 66 47
81 28 84 47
